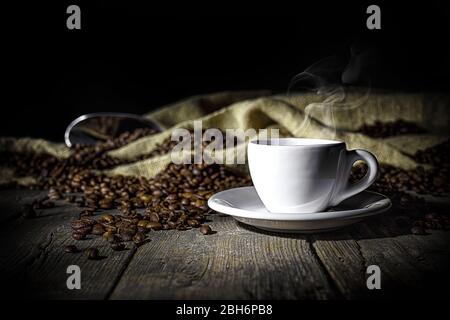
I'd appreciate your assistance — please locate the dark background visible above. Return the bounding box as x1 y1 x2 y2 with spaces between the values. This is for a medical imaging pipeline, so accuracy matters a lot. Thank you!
3 1 450 141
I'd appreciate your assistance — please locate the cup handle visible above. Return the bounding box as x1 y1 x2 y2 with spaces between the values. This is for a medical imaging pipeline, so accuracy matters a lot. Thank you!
330 149 379 206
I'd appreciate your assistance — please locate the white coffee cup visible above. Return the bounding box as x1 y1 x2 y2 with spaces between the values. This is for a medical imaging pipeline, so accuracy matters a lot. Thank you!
248 138 379 213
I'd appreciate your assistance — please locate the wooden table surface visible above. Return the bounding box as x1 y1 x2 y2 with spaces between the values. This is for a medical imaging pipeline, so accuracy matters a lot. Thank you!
1 188 449 300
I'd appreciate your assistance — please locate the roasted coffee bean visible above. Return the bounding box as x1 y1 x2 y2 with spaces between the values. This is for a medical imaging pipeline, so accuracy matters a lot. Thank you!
199 224 212 235
145 221 163 230
139 194 152 204
102 231 115 241
137 220 149 228
72 232 86 240
71 219 94 235
92 224 105 235
192 214 204 221
115 221 129 230
122 216 139 225
178 213 188 223
120 227 136 241
166 194 178 201
85 248 100 260
64 245 79 253
187 219 200 227
122 223 137 233
152 190 162 197
120 201 132 211
137 226 147 233
411 226 427 235
120 232 134 242
74 226 93 235
149 213 160 222
111 242 126 251
104 225 117 233
134 199 144 208
133 232 146 245
48 188 61 200
99 198 113 209
71 218 95 229
64 195 76 203
104 232 121 244
98 214 115 223
167 221 177 229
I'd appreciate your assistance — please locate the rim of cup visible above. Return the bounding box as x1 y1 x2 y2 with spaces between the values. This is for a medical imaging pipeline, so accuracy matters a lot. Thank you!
250 137 345 148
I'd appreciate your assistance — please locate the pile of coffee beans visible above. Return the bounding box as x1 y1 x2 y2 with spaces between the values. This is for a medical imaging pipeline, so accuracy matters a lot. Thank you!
67 127 158 170
414 139 449 168
359 120 427 138
410 212 450 235
351 162 448 196
61 162 250 254
0 129 251 259
0 127 158 179
350 139 450 234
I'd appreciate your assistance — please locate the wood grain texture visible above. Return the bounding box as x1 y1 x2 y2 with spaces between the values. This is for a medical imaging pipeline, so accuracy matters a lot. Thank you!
312 234 368 299
110 216 337 300
0 189 47 224
0 189 449 299
0 190 136 299
312 210 450 299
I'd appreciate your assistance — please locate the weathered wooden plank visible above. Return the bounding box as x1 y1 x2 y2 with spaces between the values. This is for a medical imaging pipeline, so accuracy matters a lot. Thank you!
311 232 368 299
389 230 450 296
0 189 47 224
0 189 136 299
0 195 76 278
24 226 136 299
110 215 338 299
311 205 450 299
309 210 400 299
1 188 449 300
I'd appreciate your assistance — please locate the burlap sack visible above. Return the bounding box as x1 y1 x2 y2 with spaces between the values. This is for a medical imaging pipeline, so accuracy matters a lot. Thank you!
1 90 449 186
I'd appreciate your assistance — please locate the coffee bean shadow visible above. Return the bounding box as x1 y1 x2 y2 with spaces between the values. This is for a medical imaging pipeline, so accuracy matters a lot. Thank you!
233 209 415 240
135 239 152 247
91 255 108 260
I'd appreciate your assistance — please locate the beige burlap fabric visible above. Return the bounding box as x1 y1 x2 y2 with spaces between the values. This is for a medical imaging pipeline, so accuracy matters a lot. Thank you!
1 90 449 186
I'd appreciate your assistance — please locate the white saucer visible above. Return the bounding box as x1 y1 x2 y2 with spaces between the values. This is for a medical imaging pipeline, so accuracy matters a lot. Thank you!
208 187 391 233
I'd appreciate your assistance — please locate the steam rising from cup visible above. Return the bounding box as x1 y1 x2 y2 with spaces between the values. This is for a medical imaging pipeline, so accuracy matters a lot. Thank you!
287 45 376 139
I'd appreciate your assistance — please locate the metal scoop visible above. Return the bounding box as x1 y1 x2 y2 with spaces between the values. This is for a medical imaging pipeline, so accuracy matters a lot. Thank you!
64 112 162 147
